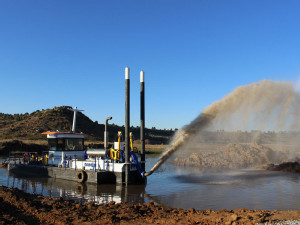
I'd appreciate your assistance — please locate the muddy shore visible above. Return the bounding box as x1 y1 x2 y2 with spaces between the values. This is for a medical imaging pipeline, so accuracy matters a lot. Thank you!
0 185 299 224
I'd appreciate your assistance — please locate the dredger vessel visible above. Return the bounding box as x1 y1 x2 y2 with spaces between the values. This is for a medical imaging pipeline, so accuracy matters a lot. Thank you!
8 68 147 185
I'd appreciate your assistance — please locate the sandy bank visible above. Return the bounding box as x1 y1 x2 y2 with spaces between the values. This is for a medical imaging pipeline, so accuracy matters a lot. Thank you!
0 185 300 224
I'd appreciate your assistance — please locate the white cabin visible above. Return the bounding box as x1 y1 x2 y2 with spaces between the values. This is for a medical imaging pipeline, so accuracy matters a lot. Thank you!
43 131 86 165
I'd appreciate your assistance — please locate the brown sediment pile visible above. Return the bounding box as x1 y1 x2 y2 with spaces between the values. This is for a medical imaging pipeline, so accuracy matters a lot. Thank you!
173 143 288 170
1 185 300 225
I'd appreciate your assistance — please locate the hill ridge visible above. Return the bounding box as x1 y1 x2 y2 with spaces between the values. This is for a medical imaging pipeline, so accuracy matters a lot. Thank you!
0 106 174 144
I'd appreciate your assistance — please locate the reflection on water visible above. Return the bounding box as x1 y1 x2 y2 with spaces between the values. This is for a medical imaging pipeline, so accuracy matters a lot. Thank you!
173 169 293 185
1 155 300 210
0 168 146 205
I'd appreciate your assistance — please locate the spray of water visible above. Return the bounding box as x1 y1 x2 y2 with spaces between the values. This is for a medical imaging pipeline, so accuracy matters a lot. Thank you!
144 80 300 176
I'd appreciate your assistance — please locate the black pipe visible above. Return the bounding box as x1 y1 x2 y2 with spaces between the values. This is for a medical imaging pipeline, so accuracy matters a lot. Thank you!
125 67 130 185
140 71 145 171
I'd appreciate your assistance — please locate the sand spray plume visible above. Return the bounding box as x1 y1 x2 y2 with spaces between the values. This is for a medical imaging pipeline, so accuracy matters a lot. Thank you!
144 113 214 176
144 80 300 176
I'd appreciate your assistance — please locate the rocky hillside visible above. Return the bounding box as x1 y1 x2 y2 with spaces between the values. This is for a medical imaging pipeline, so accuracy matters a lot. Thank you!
0 106 174 144
1 106 299 146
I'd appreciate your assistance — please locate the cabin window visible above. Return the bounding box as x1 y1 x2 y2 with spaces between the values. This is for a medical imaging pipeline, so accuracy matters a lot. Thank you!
48 138 84 151
65 138 84 151
48 139 58 150
57 139 64 150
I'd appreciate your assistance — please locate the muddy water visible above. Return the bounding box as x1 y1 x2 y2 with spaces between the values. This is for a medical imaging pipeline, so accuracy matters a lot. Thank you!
1 155 300 210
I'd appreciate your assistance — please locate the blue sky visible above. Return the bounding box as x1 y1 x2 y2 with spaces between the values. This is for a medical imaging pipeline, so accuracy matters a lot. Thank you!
1 0 300 129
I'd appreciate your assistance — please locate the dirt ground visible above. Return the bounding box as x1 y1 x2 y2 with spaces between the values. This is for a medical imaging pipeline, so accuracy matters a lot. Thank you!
0 185 300 225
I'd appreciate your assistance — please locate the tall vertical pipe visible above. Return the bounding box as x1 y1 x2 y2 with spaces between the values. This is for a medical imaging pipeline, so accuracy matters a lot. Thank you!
125 67 130 185
104 117 112 154
140 71 145 171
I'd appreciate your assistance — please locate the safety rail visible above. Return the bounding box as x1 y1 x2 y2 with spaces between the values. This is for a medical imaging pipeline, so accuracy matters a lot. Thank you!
60 153 110 172
8 151 49 166
8 151 145 177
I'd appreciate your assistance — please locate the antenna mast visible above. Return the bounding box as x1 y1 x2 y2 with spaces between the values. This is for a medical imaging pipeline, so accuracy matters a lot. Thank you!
68 106 84 133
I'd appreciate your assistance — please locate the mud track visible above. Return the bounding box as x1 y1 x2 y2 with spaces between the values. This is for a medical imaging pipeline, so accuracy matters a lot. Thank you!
1 185 300 224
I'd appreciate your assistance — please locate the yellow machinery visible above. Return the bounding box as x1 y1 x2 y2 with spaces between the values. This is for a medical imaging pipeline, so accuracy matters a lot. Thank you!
130 132 134 152
130 132 138 153
110 131 136 161
110 131 123 161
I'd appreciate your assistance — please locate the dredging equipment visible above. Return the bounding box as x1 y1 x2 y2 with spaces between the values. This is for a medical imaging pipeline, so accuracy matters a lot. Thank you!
8 67 148 185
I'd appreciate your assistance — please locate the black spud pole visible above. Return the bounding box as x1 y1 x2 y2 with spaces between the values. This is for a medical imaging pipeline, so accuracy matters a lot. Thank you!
140 71 145 171
125 67 130 185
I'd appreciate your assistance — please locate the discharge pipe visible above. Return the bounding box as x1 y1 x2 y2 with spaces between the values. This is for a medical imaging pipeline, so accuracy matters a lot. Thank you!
144 129 189 177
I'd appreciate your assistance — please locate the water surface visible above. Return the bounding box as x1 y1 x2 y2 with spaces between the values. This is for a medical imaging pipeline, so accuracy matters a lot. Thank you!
1 155 300 210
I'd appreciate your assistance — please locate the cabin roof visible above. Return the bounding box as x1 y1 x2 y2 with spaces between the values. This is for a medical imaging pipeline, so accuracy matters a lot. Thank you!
42 131 85 135
42 131 85 139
